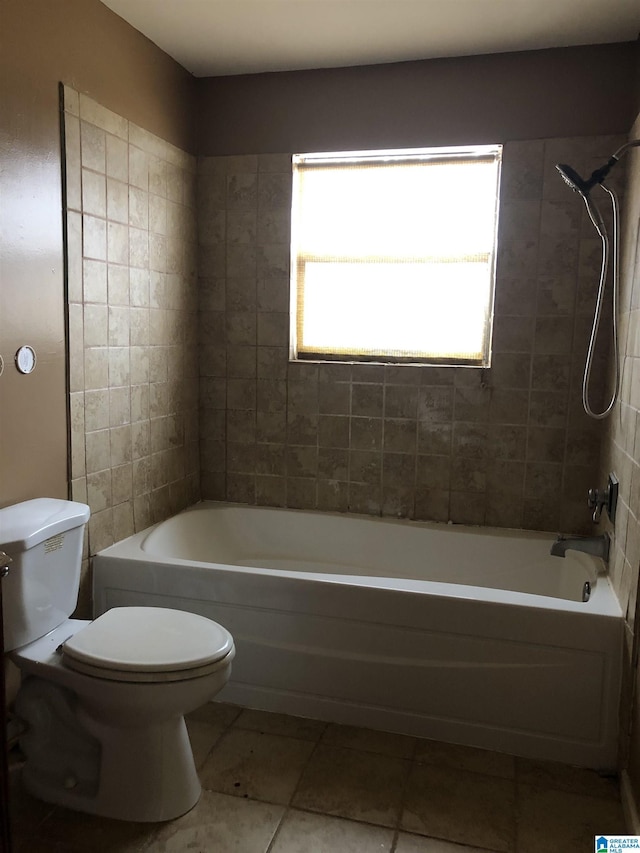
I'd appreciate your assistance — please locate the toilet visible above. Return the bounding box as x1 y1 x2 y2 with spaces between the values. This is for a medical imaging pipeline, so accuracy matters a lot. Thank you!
1 498 235 822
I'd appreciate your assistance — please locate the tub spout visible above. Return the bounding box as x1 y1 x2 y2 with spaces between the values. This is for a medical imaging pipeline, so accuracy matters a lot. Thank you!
550 533 610 562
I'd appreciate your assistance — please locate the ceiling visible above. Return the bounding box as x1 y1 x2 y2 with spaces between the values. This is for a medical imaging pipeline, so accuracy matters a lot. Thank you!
100 0 640 77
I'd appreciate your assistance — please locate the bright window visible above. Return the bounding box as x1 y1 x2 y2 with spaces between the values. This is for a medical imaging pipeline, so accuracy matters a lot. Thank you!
290 146 502 365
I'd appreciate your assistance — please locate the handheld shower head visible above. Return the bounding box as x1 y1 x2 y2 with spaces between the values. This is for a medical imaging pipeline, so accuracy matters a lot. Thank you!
556 163 591 196
555 158 618 197
555 162 608 235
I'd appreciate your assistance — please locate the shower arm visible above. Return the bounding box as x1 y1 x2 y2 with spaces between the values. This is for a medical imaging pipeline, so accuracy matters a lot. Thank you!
611 139 640 160
586 139 640 189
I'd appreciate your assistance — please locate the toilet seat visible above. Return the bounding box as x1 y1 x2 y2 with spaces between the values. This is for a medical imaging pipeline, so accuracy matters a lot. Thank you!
62 606 234 683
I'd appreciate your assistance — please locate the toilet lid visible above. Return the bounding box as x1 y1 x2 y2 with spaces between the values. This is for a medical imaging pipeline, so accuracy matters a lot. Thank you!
62 607 234 674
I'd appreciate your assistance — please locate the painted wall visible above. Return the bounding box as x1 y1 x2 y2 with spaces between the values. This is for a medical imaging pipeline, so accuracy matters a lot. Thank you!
0 0 195 509
197 43 638 156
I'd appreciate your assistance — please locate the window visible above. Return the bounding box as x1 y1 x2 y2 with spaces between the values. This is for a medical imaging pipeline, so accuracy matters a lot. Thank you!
290 145 502 366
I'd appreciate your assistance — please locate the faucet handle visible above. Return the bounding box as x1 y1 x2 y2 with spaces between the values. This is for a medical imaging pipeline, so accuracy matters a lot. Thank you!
0 550 12 579
588 475 619 524
588 488 604 522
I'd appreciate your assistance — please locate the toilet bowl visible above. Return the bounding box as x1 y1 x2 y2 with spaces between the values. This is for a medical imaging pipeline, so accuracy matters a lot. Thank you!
1 499 235 822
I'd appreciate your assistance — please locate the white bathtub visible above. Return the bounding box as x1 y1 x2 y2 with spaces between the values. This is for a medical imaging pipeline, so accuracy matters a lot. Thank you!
93 501 623 769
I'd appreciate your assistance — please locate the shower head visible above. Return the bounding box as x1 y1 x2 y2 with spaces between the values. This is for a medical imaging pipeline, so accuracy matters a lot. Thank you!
556 162 607 235
555 156 619 237
556 163 592 197
556 159 618 197
556 141 640 198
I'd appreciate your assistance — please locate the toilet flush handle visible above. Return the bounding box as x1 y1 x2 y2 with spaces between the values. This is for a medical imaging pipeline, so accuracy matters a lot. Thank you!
0 551 11 579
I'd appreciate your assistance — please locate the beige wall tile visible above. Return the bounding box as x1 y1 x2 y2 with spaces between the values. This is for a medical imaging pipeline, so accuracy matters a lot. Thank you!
88 507 114 552
83 346 109 390
84 388 110 432
80 94 128 139
111 463 133 505
66 211 83 301
106 133 129 182
106 178 129 223
84 304 108 347
83 214 107 261
83 259 108 303
66 89 199 564
82 168 106 217
63 84 79 117
113 500 135 541
64 113 82 211
87 468 112 513
80 121 106 173
69 392 86 477
197 139 629 535
85 429 111 474
129 145 149 190
67 302 85 393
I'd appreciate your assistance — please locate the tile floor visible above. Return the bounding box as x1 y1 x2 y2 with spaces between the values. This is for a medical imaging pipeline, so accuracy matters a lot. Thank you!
9 702 628 852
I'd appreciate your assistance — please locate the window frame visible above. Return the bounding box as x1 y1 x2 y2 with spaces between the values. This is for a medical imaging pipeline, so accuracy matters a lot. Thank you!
290 145 502 367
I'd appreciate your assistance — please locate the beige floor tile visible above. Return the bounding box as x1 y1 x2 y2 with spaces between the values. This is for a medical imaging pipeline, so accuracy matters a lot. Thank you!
33 804 153 852
270 809 394 852
145 790 284 853
186 700 242 728
8 708 629 853
516 784 626 853
186 719 226 768
199 728 315 804
320 723 417 758
414 739 515 779
15 841 87 853
401 764 516 852
396 832 500 852
233 708 327 740
292 744 410 827
516 757 620 800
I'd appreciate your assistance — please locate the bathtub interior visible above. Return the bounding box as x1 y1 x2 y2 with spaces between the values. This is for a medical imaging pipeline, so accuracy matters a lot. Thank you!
141 503 600 603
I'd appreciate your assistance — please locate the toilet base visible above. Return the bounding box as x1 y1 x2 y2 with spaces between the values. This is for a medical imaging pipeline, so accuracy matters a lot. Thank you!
17 678 202 822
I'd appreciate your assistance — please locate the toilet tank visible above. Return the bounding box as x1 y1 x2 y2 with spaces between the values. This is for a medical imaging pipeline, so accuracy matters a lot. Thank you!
0 499 90 652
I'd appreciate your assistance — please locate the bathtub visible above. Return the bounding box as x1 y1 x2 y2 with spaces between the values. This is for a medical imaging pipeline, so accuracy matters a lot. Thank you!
93 501 623 769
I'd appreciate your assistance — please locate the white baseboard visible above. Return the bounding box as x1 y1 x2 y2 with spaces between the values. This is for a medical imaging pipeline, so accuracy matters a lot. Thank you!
621 770 640 834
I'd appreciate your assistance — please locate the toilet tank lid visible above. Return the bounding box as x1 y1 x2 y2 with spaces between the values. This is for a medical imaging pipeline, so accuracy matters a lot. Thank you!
0 498 90 552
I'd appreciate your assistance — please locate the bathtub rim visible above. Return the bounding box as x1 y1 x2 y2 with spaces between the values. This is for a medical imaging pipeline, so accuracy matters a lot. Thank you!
96 501 622 619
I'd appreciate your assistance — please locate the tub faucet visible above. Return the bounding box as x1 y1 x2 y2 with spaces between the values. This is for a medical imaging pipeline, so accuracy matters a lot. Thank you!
550 533 610 562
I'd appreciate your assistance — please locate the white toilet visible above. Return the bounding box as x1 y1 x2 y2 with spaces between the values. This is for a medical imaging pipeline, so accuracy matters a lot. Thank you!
1 498 235 822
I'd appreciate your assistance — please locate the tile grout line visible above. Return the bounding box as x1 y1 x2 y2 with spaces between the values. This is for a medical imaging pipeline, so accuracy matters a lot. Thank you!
389 735 421 853
263 724 327 853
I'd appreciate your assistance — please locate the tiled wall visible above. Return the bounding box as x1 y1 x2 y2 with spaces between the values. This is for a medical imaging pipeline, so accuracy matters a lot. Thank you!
197 135 625 534
63 87 200 607
598 115 640 778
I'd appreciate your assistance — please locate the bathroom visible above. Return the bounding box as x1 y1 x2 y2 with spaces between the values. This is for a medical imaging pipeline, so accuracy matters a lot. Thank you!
1 0 640 849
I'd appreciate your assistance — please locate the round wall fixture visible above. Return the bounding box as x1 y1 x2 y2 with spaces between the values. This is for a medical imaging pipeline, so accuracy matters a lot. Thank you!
15 345 37 375
0 355 4 377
